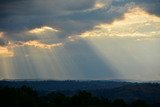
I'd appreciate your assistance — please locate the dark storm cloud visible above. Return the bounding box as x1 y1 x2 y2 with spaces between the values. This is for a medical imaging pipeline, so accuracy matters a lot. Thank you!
0 0 159 41
0 0 96 32
111 0 160 16
0 38 8 46
134 0 160 16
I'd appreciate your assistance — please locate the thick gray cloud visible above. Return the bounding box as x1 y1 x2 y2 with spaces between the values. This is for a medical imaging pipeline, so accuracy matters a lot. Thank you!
0 0 160 40
0 0 96 32
134 0 160 16
0 38 8 46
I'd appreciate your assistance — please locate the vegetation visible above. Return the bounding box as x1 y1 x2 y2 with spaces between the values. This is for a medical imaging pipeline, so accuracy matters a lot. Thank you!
0 86 154 107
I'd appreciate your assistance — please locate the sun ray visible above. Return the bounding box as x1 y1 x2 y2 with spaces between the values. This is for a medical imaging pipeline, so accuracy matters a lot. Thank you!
68 6 160 81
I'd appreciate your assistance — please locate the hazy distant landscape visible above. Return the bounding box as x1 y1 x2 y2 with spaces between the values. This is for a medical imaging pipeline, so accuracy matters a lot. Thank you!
0 80 160 107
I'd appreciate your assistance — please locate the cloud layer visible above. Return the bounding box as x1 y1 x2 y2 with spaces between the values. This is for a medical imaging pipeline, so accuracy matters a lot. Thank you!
69 7 160 39
0 0 160 33
0 0 160 56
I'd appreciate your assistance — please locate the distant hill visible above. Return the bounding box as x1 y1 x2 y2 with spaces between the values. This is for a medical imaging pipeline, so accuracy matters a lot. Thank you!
0 80 160 105
91 83 160 104
0 80 129 91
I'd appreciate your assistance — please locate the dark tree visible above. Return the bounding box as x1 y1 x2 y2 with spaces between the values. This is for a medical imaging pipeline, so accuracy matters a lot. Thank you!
47 92 70 107
112 99 127 107
131 100 149 107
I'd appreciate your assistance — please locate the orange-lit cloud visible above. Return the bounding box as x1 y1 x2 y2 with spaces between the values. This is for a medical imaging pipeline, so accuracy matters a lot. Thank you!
73 7 160 39
80 0 107 12
0 32 4 38
0 46 14 57
0 32 14 57
94 1 105 9
0 40 63 57
0 31 63 57
23 40 63 49
28 26 59 34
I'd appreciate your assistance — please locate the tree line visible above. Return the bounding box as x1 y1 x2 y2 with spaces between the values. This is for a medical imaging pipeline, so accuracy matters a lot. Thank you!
0 86 150 107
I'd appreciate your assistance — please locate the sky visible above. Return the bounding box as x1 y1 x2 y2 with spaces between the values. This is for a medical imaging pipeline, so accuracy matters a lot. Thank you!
0 0 160 81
